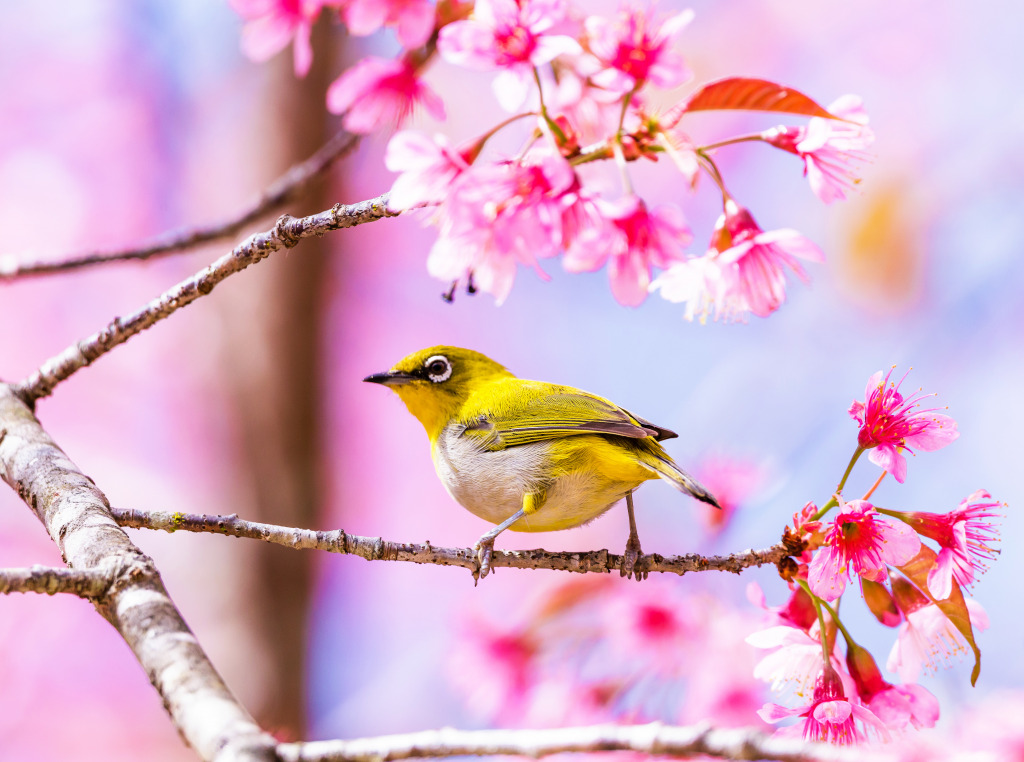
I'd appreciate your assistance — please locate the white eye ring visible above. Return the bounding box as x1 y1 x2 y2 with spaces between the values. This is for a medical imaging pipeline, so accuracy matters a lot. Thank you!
424 355 452 383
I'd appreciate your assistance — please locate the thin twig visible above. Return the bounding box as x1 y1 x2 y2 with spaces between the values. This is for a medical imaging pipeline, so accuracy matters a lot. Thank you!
15 193 399 403
277 721 876 762
110 507 791 579
0 385 278 762
0 130 360 280
0 565 110 597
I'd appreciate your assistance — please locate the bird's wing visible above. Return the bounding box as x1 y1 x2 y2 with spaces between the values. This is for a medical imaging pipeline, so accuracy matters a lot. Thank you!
459 380 676 451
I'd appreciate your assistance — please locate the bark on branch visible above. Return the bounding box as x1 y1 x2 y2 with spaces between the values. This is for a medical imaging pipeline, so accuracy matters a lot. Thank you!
0 129 359 280
277 721 872 762
0 565 110 596
0 384 278 762
15 193 398 402
110 507 791 579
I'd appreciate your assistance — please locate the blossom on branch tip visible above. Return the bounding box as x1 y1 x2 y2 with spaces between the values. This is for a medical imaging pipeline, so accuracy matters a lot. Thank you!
385 131 471 210
326 57 445 134
427 153 576 303
651 200 823 322
848 367 959 484
894 489 1002 600
759 666 886 745
438 0 581 110
564 195 691 307
762 95 874 204
343 0 436 48
230 0 326 76
585 4 694 93
808 499 920 602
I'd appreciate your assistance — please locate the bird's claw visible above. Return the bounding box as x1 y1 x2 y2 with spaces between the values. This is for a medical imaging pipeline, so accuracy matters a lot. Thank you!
473 537 496 584
621 532 648 581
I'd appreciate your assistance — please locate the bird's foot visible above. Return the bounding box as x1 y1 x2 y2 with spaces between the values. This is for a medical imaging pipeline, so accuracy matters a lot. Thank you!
621 531 648 581
472 536 496 584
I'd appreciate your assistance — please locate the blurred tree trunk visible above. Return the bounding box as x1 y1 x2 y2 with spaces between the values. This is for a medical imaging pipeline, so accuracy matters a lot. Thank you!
215 19 340 738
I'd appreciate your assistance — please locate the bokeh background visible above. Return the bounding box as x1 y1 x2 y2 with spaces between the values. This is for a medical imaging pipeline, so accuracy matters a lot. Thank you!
0 1 1020 758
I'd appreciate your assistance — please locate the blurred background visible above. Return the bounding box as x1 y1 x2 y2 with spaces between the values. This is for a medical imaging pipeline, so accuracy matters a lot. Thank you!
0 1 1020 758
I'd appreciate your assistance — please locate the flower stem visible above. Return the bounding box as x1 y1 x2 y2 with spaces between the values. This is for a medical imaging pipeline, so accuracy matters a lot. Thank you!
863 470 887 500
532 67 567 145
797 579 833 667
699 133 766 152
813 446 864 521
696 151 729 205
817 597 858 651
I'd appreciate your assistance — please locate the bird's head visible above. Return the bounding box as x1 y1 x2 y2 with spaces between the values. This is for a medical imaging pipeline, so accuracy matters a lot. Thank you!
364 346 513 439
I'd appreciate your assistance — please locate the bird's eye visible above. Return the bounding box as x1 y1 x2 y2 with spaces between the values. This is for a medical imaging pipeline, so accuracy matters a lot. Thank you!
424 355 452 383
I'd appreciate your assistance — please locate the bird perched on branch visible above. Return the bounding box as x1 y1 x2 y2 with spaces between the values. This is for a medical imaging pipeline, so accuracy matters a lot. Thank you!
364 346 719 581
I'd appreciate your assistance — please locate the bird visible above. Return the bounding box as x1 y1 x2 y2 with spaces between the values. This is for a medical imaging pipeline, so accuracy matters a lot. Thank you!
364 346 720 581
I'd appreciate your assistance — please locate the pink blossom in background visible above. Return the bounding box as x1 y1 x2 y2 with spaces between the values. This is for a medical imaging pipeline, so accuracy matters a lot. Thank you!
343 0 435 49
651 200 822 321
326 57 445 134
230 0 327 76
894 489 1002 600
564 195 691 306
384 131 471 210
848 367 960 484
691 456 765 534
759 667 886 745
808 498 920 601
762 95 874 204
428 153 575 303
601 584 694 672
887 599 989 683
585 4 694 93
438 0 581 110
447 614 538 722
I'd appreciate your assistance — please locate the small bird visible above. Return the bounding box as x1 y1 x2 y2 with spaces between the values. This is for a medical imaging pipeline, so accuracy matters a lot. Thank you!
364 346 720 581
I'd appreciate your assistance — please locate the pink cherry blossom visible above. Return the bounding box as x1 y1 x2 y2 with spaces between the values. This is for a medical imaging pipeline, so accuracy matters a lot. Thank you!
428 153 576 303
848 367 960 484
585 4 694 93
343 0 435 49
438 0 581 110
808 499 920 602
747 623 839 696
564 195 691 307
845 642 939 732
326 57 445 134
894 490 1001 600
651 200 823 321
762 95 874 204
384 131 471 210
601 585 694 673
230 0 326 76
887 599 989 683
690 456 765 534
759 667 886 745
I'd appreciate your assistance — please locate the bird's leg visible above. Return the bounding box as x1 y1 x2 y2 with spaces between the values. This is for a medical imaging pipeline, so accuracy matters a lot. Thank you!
621 490 647 581
473 508 527 583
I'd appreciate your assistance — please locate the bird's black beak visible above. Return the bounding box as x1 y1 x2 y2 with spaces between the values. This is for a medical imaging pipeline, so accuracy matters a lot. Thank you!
363 370 418 387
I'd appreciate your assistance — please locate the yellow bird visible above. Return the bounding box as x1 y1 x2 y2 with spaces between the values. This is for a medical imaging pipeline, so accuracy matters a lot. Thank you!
364 346 719 580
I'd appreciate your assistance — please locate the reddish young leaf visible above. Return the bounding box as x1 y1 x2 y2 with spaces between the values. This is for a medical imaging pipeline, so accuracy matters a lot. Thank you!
896 545 982 686
663 77 835 128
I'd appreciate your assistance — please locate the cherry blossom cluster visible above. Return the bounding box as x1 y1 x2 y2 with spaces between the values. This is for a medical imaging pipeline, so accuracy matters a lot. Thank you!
448 576 768 730
750 367 1002 745
229 0 873 315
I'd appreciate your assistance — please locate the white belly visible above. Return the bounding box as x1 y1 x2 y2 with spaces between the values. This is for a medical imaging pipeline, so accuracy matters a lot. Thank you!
432 425 637 532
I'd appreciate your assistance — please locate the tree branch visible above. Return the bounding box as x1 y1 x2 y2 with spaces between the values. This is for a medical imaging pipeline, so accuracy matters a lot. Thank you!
110 507 791 579
0 385 278 762
14 193 399 403
0 129 360 280
277 722 872 762
0 564 110 597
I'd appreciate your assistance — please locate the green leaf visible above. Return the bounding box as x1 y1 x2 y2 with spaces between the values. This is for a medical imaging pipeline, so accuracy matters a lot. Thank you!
663 77 835 128
896 546 982 685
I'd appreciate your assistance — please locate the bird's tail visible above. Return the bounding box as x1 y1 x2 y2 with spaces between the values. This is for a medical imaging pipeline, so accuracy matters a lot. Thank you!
646 453 721 509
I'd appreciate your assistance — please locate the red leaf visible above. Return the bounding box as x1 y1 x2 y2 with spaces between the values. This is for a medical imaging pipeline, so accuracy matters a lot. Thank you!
663 77 835 128
896 546 982 686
